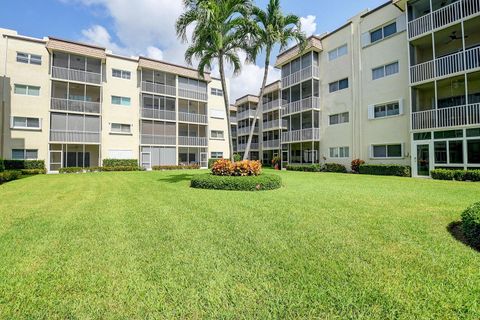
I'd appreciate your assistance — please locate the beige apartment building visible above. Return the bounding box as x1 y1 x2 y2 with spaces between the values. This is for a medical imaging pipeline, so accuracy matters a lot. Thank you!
232 0 480 176
0 28 230 171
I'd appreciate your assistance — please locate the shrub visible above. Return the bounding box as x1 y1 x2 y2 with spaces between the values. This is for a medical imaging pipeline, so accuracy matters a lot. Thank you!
153 164 200 170
323 163 347 173
233 153 242 162
100 166 142 172
211 159 262 176
59 167 84 174
465 170 480 182
0 170 22 184
0 158 4 172
211 159 235 176
208 158 218 169
286 164 321 172
359 164 411 177
431 169 480 182
102 159 138 167
20 168 46 175
351 159 365 173
191 173 281 191
4 160 45 170
461 202 480 249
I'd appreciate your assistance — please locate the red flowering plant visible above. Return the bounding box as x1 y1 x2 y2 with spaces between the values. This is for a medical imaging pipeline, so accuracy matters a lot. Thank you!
351 159 365 173
211 159 235 176
211 159 262 176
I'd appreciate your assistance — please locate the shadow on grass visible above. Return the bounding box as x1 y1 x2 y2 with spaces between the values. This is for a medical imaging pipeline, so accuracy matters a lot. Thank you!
157 173 195 184
447 221 480 253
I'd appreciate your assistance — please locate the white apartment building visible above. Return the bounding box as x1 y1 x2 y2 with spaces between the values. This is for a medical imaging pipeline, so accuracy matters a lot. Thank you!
0 28 231 171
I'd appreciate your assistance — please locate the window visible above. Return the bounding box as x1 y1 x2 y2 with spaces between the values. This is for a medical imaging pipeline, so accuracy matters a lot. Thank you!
329 78 349 93
11 117 41 129
449 141 463 164
211 88 224 96
370 22 397 43
434 141 447 164
110 123 132 134
372 144 402 158
16 52 41 65
468 140 480 164
328 44 348 61
434 130 463 139
372 62 399 80
211 152 224 159
14 84 40 96
12 149 38 160
210 130 224 139
467 128 480 137
329 147 349 158
414 132 432 141
112 69 131 79
373 102 400 118
329 112 349 125
111 96 131 106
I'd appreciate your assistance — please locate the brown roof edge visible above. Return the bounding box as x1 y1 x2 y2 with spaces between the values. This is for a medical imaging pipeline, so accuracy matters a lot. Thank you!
234 94 259 104
138 56 210 76
276 35 322 60
47 36 106 50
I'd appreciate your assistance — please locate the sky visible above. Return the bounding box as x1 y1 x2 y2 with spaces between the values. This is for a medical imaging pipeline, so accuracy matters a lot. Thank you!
0 0 388 101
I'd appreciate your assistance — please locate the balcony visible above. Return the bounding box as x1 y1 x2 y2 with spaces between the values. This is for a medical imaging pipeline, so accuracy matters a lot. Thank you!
237 109 257 120
281 128 320 143
229 116 238 124
237 143 259 151
262 139 280 150
408 0 480 39
50 130 100 143
178 88 207 101
141 108 176 121
141 135 176 145
281 66 319 88
52 66 101 85
237 126 259 136
178 136 208 146
410 46 480 84
178 112 208 124
411 103 480 130
282 97 321 116
263 119 288 131
141 81 176 96
51 98 101 114
262 99 283 112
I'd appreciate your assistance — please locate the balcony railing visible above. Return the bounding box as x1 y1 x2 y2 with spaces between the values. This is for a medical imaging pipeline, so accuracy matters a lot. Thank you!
263 119 288 130
237 143 259 151
141 81 176 96
412 103 480 130
178 136 208 146
50 130 100 143
229 116 238 123
51 98 101 114
262 99 284 112
410 46 480 84
178 88 207 101
408 0 480 39
141 108 176 121
141 134 176 145
237 109 257 120
178 112 208 124
282 97 321 116
262 139 280 149
281 128 320 143
282 66 319 88
52 66 101 85
237 126 259 135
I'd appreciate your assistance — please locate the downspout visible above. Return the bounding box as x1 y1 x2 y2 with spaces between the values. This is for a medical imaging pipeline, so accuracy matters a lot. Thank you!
1 36 9 158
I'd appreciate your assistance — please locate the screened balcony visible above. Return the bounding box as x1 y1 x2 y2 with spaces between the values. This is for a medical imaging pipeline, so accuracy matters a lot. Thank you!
49 113 101 143
262 90 283 112
262 131 280 150
141 94 176 121
178 77 208 101
140 120 176 145
281 79 320 115
141 69 176 96
281 51 320 88
52 52 102 85
281 111 320 143
178 123 208 146
51 81 101 114
178 99 208 124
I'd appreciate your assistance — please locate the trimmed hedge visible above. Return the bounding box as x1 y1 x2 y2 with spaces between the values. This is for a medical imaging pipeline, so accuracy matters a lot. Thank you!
191 173 282 191
323 163 347 173
60 166 142 173
0 158 4 172
461 202 480 248
102 159 138 167
21 168 46 175
286 164 321 172
0 170 22 184
4 160 45 170
359 164 411 177
59 167 84 174
153 164 200 170
431 169 480 182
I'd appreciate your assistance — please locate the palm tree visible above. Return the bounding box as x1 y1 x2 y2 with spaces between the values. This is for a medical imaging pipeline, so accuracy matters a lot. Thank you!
242 0 306 160
176 0 252 161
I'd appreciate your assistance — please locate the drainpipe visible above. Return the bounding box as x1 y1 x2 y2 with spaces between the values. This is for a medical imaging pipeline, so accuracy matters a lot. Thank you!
1 36 9 158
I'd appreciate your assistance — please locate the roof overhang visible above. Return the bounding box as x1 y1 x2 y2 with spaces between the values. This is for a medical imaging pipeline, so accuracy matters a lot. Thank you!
392 0 406 11
138 57 211 82
235 95 259 106
275 36 323 68
46 37 106 60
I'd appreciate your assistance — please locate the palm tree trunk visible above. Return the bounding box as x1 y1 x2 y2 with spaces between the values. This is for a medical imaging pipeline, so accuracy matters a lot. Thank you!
218 54 235 161
243 47 271 161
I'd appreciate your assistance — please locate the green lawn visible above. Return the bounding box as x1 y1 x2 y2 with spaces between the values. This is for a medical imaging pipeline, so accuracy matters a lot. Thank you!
0 170 479 319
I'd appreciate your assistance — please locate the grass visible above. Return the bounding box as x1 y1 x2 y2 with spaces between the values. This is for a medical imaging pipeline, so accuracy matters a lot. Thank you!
0 169 479 319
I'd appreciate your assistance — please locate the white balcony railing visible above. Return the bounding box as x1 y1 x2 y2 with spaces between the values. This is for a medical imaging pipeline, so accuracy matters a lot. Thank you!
51 98 101 114
52 66 101 85
141 109 176 121
50 130 100 143
237 126 259 135
262 139 280 149
410 46 480 84
262 99 284 112
411 103 480 130
141 81 176 96
282 97 321 116
281 128 320 143
141 135 176 145
262 119 288 130
178 88 207 101
281 66 320 88
229 116 238 123
408 0 480 39
237 109 257 120
178 136 208 146
178 112 208 124
237 143 259 151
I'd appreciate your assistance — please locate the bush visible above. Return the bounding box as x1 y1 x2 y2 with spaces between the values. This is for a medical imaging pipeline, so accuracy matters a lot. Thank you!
191 173 281 191
59 167 84 174
20 168 46 175
351 159 365 173
286 164 321 172
359 164 411 177
461 202 480 249
100 166 142 172
0 158 4 172
211 159 262 176
323 163 347 173
233 153 242 162
102 159 138 167
0 170 22 184
465 170 480 182
431 169 480 182
208 158 218 169
152 164 200 170
211 159 235 176
4 160 45 170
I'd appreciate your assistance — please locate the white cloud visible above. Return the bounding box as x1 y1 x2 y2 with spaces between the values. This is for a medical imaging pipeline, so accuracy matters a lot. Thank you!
146 46 164 61
300 15 317 37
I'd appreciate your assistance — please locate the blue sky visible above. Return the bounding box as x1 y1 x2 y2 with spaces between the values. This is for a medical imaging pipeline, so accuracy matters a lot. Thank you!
0 0 388 100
